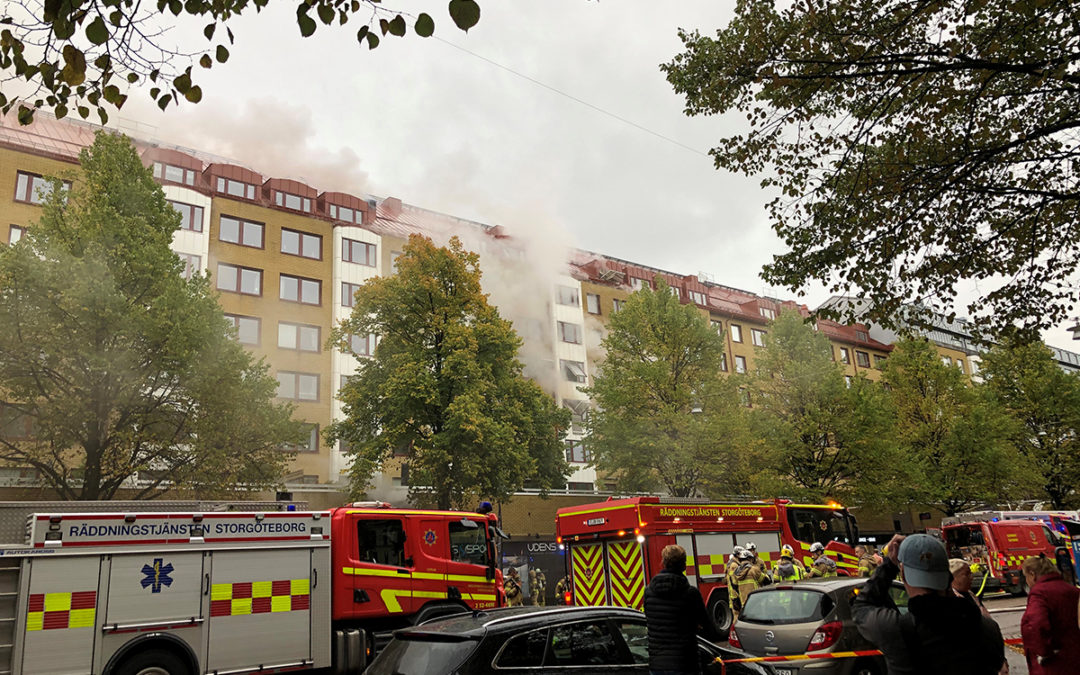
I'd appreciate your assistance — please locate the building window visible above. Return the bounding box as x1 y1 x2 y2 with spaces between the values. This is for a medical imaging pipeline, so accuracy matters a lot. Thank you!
739 388 751 407
177 252 200 279
342 282 361 308
153 162 198 186
564 399 590 432
390 250 402 272
957 360 966 373
562 359 587 384
760 307 776 320
349 333 376 356
219 215 264 248
942 356 952 367
168 200 204 232
586 293 601 315
734 355 747 374
556 285 580 307
720 353 728 372
731 324 743 343
612 298 625 313
672 287 681 299
14 171 70 205
225 314 260 345
280 274 321 305
8 225 26 245
711 320 723 334
216 263 262 296
215 176 257 200
845 375 853 388
855 330 869 342
874 354 888 369
565 440 588 463
278 322 320 352
689 290 706 305
328 204 361 224
283 423 319 453
280 228 322 260
273 190 312 213
970 360 981 375
751 329 767 347
277 372 319 401
629 277 649 291
342 238 377 267
840 348 850 364
558 321 583 344
856 351 871 368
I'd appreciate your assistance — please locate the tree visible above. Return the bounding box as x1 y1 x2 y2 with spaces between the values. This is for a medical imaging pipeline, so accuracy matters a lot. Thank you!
662 0 1080 337
980 340 1080 509
1 0 482 125
585 278 750 498
747 311 905 507
0 131 299 499
327 234 570 510
881 338 1036 515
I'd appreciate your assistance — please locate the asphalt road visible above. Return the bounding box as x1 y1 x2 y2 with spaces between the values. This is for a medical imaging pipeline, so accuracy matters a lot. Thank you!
984 594 1027 674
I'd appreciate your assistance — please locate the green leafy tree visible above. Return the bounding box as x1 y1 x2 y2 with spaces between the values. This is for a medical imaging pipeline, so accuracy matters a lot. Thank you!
980 340 1080 509
662 0 1080 336
747 311 906 508
0 131 299 499
881 338 1036 515
1 0 482 125
585 278 749 498
328 234 571 510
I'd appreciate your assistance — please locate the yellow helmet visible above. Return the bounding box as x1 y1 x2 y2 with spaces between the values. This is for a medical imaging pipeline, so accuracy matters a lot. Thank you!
781 544 795 558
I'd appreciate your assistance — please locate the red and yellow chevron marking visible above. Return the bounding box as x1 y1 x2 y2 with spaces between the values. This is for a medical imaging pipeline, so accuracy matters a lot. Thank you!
571 543 607 606
720 648 883 664
210 579 310 617
607 541 645 610
27 591 96 631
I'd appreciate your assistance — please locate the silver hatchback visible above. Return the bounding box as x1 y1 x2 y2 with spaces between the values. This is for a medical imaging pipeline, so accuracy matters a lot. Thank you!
727 577 908 675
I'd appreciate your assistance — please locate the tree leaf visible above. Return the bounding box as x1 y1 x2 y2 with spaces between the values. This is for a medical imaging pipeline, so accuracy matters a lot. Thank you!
17 105 33 125
297 10 317 37
173 72 191 93
85 16 109 45
415 12 434 37
215 44 229 62
203 23 215 40
387 15 406 36
199 53 212 68
185 85 202 103
158 93 170 110
365 31 379 49
448 0 480 31
317 3 334 25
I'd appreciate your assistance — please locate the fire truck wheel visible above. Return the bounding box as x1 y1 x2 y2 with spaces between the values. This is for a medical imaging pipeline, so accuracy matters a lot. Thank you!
1009 580 1027 597
707 596 732 636
113 649 191 675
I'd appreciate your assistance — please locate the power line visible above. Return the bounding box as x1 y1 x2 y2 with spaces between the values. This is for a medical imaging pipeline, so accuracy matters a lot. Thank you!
434 36 709 158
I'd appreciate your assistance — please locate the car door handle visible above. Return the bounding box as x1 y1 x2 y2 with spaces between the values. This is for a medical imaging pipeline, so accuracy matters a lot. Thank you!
397 568 409 574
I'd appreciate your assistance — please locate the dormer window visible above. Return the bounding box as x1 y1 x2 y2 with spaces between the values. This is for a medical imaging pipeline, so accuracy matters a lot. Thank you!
215 177 256 200
153 162 197 186
760 307 777 320
274 190 312 213
329 204 361 224
689 290 707 305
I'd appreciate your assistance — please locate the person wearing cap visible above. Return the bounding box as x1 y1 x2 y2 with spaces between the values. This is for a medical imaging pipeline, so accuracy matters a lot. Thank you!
773 544 805 582
1020 554 1080 675
643 544 712 675
852 533 1005 675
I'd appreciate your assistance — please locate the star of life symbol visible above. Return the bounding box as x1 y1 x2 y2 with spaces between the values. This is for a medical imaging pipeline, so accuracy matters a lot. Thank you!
141 558 174 593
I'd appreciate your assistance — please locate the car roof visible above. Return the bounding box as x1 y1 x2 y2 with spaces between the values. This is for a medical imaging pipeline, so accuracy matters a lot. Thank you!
755 577 869 592
395 605 646 639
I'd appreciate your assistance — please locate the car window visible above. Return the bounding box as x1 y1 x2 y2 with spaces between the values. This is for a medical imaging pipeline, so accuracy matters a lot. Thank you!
366 636 476 675
614 621 649 664
887 585 910 615
549 620 627 666
740 589 833 624
495 628 548 668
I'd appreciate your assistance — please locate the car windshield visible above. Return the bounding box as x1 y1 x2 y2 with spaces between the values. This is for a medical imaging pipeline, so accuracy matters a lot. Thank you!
366 636 477 675
740 589 833 625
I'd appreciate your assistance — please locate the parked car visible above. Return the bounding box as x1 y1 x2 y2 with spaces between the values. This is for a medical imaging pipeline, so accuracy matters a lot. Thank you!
728 577 908 675
365 605 777 674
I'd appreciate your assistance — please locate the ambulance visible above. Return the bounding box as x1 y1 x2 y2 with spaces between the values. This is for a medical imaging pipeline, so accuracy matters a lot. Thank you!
554 497 860 633
0 502 502 674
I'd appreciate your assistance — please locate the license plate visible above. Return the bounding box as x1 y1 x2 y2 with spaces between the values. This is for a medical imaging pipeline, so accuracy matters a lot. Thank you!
775 669 796 675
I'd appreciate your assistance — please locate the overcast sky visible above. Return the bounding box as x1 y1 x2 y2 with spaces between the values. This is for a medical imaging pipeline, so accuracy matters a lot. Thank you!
105 0 1076 349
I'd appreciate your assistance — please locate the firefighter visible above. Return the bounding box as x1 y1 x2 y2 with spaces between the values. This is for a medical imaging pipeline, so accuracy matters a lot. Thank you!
734 548 766 610
554 575 570 605
856 544 879 578
726 545 747 620
773 544 805 582
809 554 839 578
533 568 547 606
807 541 825 568
504 567 524 607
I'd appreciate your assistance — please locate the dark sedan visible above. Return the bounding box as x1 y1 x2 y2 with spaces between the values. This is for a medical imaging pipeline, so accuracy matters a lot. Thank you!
365 605 776 674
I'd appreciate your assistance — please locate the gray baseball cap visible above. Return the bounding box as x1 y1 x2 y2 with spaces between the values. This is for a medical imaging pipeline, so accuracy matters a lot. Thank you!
899 534 951 590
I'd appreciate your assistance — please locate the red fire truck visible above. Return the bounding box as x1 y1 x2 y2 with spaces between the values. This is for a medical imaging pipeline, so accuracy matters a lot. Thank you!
554 497 860 632
0 501 502 674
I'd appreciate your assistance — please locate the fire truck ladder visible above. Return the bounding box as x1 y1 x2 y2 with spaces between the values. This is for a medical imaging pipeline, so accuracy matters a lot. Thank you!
0 556 19 675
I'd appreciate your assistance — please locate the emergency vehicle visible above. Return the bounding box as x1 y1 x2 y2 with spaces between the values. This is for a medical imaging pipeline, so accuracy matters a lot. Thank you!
553 497 860 633
0 502 502 675
941 515 1062 595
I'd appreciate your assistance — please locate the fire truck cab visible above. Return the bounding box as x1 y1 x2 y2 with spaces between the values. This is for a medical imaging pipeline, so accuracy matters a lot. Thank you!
942 514 1064 595
554 497 859 634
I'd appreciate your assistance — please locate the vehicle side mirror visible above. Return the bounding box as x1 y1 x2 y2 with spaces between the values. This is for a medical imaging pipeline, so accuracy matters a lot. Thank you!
486 566 495 581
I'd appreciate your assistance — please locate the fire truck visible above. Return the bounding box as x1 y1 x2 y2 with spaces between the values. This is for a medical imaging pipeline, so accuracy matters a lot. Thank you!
554 497 860 632
0 502 502 675
941 512 1067 595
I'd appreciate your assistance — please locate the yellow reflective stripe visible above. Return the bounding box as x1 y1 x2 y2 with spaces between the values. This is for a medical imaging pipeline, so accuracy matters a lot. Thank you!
412 571 494 585
44 593 71 612
558 504 637 518
231 598 252 615
462 593 497 602
252 581 273 598
271 595 292 613
342 567 406 578
211 583 232 600
68 608 95 628
26 612 43 631
380 588 449 613
345 568 494 585
291 578 310 595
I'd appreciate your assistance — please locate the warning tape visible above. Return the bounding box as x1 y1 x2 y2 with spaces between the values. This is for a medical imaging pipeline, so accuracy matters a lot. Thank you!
717 649 882 664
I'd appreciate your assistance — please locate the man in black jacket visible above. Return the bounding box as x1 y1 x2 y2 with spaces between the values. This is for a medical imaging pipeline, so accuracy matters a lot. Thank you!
643 544 712 675
852 533 1005 675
